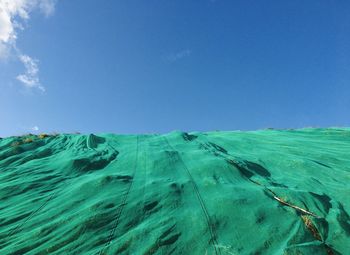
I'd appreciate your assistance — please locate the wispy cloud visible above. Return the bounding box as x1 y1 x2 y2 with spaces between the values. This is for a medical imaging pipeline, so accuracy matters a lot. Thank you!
38 0 57 17
16 54 44 91
166 49 192 62
0 0 57 91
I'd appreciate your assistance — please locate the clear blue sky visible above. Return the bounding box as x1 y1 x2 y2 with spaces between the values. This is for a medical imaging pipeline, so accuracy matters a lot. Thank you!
1 1 350 137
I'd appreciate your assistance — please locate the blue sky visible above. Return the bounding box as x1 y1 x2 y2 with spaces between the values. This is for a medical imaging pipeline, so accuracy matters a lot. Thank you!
1 0 350 137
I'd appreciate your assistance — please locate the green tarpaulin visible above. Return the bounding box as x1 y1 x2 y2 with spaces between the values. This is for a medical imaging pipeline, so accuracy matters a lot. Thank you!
0 129 349 254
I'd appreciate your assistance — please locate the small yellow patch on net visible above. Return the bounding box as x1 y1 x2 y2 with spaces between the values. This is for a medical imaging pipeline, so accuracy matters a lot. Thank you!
38 133 49 139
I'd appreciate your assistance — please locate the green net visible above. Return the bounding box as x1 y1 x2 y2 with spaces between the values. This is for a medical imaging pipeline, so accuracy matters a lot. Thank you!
0 129 349 254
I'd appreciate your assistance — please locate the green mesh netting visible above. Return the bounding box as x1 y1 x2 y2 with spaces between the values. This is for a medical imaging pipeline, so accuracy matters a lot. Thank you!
0 129 349 254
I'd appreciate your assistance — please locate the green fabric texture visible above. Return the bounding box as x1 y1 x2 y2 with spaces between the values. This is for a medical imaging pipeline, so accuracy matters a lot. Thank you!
0 129 349 254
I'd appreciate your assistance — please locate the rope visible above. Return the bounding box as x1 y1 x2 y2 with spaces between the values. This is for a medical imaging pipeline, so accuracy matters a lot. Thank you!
163 137 221 255
97 135 139 254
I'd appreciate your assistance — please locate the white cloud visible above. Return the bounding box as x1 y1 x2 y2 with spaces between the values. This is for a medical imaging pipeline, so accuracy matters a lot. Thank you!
0 0 57 90
16 54 44 91
31 125 39 131
166 49 192 62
